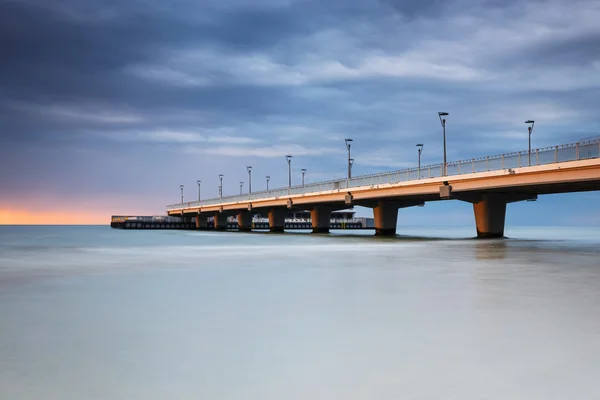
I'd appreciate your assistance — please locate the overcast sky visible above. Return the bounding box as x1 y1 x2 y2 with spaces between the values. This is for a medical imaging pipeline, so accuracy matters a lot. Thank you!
1 0 599 225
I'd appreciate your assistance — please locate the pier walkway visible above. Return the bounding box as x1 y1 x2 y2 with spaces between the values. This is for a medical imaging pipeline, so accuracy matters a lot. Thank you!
167 139 600 237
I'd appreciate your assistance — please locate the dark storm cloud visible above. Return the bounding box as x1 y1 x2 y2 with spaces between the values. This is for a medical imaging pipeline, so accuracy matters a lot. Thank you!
1 0 600 212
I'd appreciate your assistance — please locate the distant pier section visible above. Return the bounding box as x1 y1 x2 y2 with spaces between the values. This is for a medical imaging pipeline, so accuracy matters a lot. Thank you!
111 211 374 230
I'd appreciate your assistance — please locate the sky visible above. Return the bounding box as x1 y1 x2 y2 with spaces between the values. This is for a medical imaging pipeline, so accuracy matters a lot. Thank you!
1 0 600 225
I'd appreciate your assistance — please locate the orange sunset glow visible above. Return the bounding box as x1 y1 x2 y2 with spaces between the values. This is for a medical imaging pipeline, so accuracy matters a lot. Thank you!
1 209 116 225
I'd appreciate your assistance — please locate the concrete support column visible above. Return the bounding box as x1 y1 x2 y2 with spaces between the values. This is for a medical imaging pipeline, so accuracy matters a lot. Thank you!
196 214 208 230
311 205 331 233
237 211 253 232
373 201 399 236
473 194 507 239
214 213 229 231
268 208 286 233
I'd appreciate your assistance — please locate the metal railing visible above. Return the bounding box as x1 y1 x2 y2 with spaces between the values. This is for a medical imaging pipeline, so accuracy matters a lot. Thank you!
166 139 600 210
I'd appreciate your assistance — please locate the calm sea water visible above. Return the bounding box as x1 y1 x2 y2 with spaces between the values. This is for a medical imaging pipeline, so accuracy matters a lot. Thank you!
1 225 600 399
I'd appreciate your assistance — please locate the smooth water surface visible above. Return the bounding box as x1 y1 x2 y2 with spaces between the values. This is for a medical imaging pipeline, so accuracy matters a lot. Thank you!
1 225 600 399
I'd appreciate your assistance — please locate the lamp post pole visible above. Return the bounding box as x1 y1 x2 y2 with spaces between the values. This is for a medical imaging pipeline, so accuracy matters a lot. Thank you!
247 166 252 193
180 185 184 204
196 180 201 202
345 138 353 184
286 155 292 193
438 112 449 176
266 176 270 191
301 168 306 188
525 120 535 166
218 174 223 198
416 144 423 179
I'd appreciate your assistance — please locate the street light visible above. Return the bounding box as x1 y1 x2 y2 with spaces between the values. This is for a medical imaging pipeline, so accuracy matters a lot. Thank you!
196 180 201 202
239 181 244 195
180 184 184 204
301 168 306 187
416 144 424 179
525 120 535 166
246 166 252 193
218 174 223 198
266 175 270 191
286 155 292 192
345 138 353 181
438 112 449 176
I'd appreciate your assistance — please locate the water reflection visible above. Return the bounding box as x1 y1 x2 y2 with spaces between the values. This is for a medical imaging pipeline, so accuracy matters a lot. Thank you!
474 240 508 260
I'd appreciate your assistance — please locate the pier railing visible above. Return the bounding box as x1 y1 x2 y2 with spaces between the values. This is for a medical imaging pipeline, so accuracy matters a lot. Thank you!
167 138 600 210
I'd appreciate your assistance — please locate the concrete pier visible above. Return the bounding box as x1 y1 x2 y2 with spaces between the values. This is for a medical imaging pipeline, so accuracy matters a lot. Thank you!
214 212 228 231
473 194 507 238
196 214 208 230
237 211 253 232
268 208 286 232
373 201 400 236
165 141 600 239
311 205 331 233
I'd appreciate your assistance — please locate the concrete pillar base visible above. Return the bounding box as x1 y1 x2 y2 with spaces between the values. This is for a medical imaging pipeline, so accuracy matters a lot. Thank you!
214 213 229 231
476 232 505 239
268 208 286 233
473 194 507 239
237 211 253 232
373 201 399 236
196 215 208 230
311 205 331 234
375 228 397 236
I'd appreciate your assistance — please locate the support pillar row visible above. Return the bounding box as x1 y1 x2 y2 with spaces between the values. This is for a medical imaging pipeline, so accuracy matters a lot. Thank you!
237 211 253 232
268 208 286 233
473 194 507 239
311 206 331 233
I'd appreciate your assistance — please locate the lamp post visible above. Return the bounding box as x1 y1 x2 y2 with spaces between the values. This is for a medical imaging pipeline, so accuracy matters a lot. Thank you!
239 181 243 195
196 180 201 202
525 120 535 166
180 184 184 204
246 166 252 193
286 155 292 193
301 168 306 188
416 144 424 179
218 174 223 198
266 175 270 191
345 138 353 182
438 112 449 176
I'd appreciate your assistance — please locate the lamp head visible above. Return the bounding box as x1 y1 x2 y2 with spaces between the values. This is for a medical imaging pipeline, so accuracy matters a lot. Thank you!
301 168 306 173
197 180 201 185
285 155 292 162
247 166 252 171
525 120 534 124
438 112 449 117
